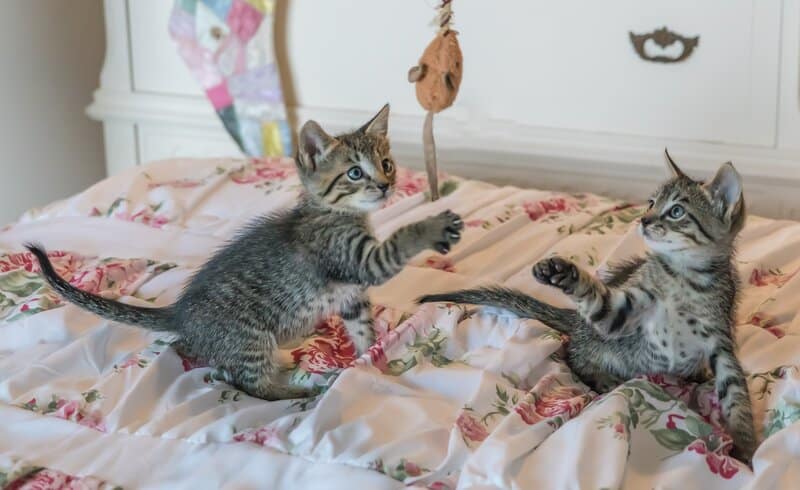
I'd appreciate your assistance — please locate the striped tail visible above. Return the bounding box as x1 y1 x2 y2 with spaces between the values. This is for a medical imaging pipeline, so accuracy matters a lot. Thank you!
25 243 175 331
418 286 580 334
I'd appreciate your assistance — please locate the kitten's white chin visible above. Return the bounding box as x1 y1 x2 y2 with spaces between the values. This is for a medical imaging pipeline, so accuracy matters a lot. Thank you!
353 198 386 212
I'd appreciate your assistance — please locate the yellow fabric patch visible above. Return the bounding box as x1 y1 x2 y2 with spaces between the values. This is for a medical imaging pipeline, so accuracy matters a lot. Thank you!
246 0 273 14
261 121 283 157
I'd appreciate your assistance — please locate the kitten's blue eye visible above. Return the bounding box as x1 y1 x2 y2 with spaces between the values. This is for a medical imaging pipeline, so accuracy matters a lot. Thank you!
382 159 394 174
669 204 685 219
346 166 363 180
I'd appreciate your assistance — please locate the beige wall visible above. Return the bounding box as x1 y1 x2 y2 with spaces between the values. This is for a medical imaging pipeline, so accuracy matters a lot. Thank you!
0 0 106 225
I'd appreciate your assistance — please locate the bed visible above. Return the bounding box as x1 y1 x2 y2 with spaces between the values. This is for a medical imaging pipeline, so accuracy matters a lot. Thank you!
1 157 799 489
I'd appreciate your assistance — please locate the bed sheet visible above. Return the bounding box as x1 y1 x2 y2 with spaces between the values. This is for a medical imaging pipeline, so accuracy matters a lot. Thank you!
1 157 799 489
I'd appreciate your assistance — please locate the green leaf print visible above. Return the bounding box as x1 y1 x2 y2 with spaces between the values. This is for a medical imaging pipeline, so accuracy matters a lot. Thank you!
685 416 713 439
764 399 800 438
625 379 674 402
82 389 102 403
0 271 46 298
650 428 696 451
105 197 127 216
439 180 459 197
384 327 454 376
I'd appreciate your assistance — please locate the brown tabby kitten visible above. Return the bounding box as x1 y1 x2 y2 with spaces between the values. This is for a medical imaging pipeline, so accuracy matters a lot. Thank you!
421 153 757 461
28 104 464 401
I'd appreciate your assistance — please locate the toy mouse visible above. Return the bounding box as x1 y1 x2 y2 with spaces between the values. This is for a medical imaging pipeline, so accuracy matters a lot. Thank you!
408 0 462 201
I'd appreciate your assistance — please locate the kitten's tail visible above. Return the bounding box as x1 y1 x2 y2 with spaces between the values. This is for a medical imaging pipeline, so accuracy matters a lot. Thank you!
25 243 175 331
418 286 579 334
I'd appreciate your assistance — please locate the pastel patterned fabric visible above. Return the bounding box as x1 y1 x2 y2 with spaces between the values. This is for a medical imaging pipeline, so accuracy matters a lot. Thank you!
1 158 799 488
169 0 292 157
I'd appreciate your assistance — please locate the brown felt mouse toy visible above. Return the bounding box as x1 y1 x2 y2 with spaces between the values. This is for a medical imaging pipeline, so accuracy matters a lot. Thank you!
407 1 462 201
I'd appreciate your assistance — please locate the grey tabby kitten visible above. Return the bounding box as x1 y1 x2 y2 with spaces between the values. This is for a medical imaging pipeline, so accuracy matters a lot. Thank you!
27 104 464 401
420 152 756 461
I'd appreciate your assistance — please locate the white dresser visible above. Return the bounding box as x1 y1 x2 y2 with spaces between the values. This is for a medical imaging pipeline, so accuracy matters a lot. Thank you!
88 0 800 218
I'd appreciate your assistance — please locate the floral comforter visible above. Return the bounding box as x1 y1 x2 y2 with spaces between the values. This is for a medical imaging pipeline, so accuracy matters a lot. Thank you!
1 157 798 489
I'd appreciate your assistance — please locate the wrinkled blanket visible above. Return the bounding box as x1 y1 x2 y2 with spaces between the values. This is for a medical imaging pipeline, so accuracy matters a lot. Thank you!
1 158 798 489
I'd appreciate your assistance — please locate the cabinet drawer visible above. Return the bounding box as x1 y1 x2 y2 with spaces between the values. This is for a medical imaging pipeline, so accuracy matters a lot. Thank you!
137 124 242 164
456 0 781 146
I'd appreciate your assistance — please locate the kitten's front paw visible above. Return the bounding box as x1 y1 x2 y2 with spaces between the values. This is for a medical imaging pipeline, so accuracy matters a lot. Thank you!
422 210 463 254
533 257 580 294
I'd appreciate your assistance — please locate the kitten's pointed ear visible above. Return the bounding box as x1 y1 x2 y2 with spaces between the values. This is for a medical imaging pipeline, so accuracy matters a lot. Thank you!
359 104 390 137
664 148 686 178
297 120 335 172
705 162 744 221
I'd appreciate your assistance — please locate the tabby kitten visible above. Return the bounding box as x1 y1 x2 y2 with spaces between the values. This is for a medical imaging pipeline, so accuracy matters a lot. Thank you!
28 104 464 401
420 152 756 461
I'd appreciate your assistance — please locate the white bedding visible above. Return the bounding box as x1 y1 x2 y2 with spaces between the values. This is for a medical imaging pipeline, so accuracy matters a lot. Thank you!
1 157 799 489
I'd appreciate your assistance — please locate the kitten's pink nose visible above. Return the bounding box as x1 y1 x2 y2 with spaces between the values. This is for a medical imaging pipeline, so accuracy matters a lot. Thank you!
641 215 653 226
377 183 390 194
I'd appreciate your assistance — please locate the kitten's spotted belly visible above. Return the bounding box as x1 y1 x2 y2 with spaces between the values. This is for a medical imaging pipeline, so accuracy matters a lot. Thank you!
641 306 705 376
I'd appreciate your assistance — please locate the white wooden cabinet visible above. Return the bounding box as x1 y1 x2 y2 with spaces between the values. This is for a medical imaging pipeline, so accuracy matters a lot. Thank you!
88 0 800 218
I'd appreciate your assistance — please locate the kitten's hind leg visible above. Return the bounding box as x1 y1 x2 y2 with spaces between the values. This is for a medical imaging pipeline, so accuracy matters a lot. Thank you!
340 295 375 356
232 335 317 400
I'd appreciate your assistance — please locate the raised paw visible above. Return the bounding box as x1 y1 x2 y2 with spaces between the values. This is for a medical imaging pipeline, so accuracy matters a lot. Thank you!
423 209 464 254
532 257 580 294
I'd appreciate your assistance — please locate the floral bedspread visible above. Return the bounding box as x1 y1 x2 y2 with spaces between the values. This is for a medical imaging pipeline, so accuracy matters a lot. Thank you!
1 157 798 489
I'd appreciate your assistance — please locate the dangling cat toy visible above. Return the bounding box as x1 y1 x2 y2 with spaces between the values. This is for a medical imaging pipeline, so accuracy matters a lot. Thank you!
408 0 463 201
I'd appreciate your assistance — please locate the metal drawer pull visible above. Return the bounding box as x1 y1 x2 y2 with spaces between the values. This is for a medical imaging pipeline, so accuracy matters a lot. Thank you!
629 27 699 63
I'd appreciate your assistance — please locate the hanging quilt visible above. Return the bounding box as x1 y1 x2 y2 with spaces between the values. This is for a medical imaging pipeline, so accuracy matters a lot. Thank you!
169 0 293 157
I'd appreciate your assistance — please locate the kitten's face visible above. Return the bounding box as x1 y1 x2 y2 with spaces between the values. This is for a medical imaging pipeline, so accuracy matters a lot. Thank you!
639 152 745 256
295 105 396 212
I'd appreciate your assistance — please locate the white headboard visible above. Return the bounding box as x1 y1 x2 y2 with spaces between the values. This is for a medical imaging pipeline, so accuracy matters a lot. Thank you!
88 0 800 219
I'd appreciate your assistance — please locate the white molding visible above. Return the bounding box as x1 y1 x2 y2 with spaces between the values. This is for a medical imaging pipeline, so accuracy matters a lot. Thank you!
778 0 800 150
87 90 800 219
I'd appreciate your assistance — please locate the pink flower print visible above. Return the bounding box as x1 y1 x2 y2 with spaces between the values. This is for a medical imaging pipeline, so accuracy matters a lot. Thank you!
456 412 488 443
688 439 708 454
423 256 456 273
117 357 140 369
514 402 543 425
290 318 357 374
748 311 777 328
368 345 388 372
78 409 107 432
749 267 799 288
614 423 626 436
54 399 80 421
68 268 104 295
428 482 452 490
666 413 686 430
705 452 740 479
115 208 171 228
6 469 67 490
0 250 69 273
465 219 487 228
233 426 278 446
393 168 429 198
230 158 295 184
645 374 694 404
522 196 576 221
403 460 422 477
766 326 785 338
52 398 106 432
179 353 208 372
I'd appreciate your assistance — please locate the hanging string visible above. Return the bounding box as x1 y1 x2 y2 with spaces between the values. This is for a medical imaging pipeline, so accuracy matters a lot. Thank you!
436 0 454 33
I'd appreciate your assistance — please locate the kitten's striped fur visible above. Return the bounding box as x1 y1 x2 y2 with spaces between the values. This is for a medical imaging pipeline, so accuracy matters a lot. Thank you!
420 152 756 461
28 105 464 401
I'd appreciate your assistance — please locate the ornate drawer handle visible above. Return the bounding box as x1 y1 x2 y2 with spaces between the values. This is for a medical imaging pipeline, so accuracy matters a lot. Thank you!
629 27 699 63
